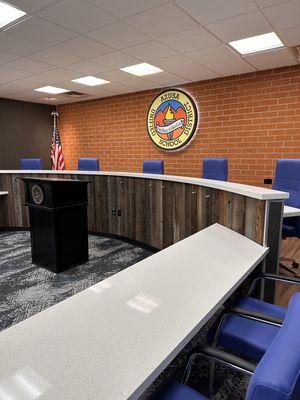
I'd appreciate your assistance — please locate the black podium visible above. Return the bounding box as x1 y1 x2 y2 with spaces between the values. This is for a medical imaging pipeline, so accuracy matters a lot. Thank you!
22 177 89 273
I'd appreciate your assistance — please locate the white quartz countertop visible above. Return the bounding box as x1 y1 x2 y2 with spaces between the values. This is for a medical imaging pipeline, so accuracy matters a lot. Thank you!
0 224 268 400
283 205 300 217
0 170 288 200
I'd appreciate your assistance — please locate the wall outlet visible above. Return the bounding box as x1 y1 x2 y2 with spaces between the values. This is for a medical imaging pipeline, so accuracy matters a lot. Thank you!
117 209 121 217
264 178 273 184
112 208 116 216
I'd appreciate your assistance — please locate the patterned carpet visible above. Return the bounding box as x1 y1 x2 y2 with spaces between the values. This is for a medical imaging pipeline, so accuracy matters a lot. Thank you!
0 231 248 399
0 231 153 331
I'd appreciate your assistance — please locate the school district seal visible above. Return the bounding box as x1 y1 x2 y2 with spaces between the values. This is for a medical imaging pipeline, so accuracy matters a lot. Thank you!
147 89 198 151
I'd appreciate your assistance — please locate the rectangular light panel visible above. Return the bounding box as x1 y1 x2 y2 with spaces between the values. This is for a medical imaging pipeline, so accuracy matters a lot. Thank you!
120 63 163 76
71 76 110 86
0 1 26 28
34 86 70 94
229 32 284 55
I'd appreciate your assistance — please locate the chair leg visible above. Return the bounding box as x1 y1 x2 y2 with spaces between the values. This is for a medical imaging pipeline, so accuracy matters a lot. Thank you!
279 262 297 276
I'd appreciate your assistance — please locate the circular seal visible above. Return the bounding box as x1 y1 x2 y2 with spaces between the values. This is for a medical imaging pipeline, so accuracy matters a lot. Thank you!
147 88 198 151
31 184 44 205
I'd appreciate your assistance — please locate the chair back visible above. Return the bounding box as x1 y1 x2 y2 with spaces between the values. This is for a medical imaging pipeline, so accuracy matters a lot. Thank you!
202 158 228 181
78 158 100 171
246 292 300 400
143 160 164 175
273 159 300 237
273 159 300 207
20 158 43 170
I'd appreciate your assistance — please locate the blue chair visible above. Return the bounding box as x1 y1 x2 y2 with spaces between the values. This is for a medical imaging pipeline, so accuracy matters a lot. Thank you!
78 158 100 171
205 271 300 364
273 159 300 275
143 160 164 175
202 158 228 181
153 292 300 400
20 158 43 170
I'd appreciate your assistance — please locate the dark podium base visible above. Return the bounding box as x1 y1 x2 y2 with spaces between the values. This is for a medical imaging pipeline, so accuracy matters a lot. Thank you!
29 205 88 273
23 178 89 273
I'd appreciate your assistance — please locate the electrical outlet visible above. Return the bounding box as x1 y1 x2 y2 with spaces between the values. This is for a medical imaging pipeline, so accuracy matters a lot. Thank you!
264 178 273 184
112 208 116 216
117 209 121 217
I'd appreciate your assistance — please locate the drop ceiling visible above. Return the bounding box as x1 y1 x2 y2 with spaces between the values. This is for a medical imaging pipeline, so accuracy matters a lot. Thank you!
0 0 299 105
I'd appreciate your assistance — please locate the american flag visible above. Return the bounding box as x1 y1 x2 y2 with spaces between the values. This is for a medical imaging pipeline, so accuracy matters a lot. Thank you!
51 111 65 170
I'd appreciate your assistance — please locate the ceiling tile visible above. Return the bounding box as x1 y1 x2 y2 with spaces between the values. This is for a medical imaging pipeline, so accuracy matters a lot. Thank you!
264 0 300 29
206 10 272 42
37 0 116 34
159 27 220 53
0 33 43 56
91 51 140 68
0 52 19 66
244 47 297 69
8 16 77 46
0 80 42 94
255 0 290 7
99 82 132 93
66 60 111 74
8 0 59 13
122 41 176 61
88 0 170 18
121 78 162 90
154 54 204 72
209 57 256 76
186 44 237 65
28 49 82 67
125 3 198 38
87 21 150 50
54 37 113 58
173 66 220 81
4 58 54 73
153 54 221 80
145 71 191 86
0 75 16 84
0 66 34 79
279 25 300 46
25 68 80 85
175 0 257 25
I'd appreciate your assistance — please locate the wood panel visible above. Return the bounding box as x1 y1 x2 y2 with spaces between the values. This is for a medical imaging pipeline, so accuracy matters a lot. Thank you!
0 173 266 249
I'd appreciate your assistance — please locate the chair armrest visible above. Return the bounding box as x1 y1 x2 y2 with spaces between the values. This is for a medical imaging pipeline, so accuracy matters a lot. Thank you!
210 307 282 351
228 306 283 326
248 273 300 296
183 346 256 382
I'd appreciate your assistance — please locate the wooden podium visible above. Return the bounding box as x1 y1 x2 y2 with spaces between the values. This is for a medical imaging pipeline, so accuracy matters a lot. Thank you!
22 177 89 273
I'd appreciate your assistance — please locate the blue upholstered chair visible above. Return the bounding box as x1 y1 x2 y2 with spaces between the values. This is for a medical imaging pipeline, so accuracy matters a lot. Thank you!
143 160 164 175
205 272 300 362
153 292 300 400
20 158 43 170
202 158 228 181
78 158 100 171
273 159 300 275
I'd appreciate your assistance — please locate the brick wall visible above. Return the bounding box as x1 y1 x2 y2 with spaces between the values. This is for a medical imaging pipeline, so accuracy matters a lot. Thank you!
59 65 300 186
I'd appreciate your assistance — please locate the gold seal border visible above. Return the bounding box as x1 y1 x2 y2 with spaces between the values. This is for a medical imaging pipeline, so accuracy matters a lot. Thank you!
146 88 198 152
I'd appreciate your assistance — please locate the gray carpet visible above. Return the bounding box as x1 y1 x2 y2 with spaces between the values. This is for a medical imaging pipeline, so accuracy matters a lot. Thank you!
0 231 153 331
0 231 248 399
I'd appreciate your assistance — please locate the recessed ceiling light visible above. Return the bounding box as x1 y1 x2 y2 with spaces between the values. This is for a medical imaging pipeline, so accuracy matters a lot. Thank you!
71 76 110 86
120 63 163 76
0 1 26 29
43 97 57 101
229 32 284 55
34 86 70 94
